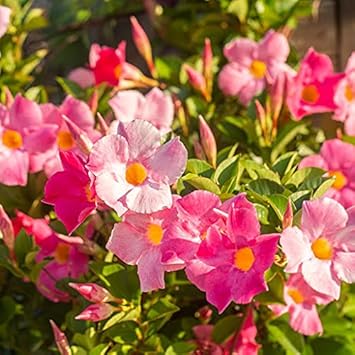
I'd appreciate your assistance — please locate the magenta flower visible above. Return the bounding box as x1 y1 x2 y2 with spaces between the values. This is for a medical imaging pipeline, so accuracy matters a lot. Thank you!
87 120 187 214
270 274 332 336
109 88 174 134
299 139 355 208
0 95 58 186
287 48 344 120
43 151 96 234
280 197 355 299
218 30 290 105
186 194 279 312
334 52 355 134
0 6 11 38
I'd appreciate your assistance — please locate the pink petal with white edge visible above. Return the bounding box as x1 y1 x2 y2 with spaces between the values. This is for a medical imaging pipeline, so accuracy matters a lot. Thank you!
148 137 187 185
289 303 323 336
301 198 348 241
301 258 340 299
280 227 312 273
223 38 257 65
140 88 174 134
107 222 149 264
333 251 355 283
125 183 172 214
137 248 165 292
109 90 145 122
117 120 160 161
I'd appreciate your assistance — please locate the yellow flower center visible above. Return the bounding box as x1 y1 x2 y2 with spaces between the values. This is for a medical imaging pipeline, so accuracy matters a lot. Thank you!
2 129 23 149
311 237 333 260
329 170 347 190
114 64 122 80
287 288 304 304
234 247 255 272
146 223 164 246
249 60 267 79
125 162 147 186
54 242 71 264
301 85 320 104
57 131 75 151
345 84 354 102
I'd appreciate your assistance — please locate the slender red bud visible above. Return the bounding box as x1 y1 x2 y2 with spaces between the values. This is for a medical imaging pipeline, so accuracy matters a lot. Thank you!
282 200 293 229
49 320 71 355
199 115 217 168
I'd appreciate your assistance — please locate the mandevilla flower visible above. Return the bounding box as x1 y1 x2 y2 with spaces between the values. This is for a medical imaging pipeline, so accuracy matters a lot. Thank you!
87 120 187 214
69 282 114 303
280 197 355 299
218 30 290 105
43 151 96 234
270 274 333 336
75 303 115 322
109 88 174 135
287 48 344 120
300 139 355 208
186 194 279 312
334 52 355 134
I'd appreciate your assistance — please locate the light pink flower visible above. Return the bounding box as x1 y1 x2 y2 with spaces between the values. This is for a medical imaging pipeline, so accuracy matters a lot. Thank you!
270 274 332 336
280 197 355 300
334 52 355 134
75 303 114 322
299 139 355 208
287 48 344 120
109 88 174 134
87 120 187 214
0 95 58 186
218 30 290 105
186 194 279 313
0 6 11 38
43 151 96 234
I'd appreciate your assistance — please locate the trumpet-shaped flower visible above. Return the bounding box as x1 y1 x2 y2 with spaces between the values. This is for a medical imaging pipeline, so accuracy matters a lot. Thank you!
87 120 187 214
299 139 355 208
43 151 96 234
280 197 355 299
109 88 174 134
186 194 279 312
0 95 58 186
270 274 333 336
287 48 344 120
334 52 355 134
218 30 290 105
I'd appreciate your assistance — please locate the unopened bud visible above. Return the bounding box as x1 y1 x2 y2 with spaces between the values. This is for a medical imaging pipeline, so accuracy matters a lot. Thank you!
184 65 210 101
49 320 71 355
69 282 114 303
282 200 293 229
75 303 115 322
199 115 217 168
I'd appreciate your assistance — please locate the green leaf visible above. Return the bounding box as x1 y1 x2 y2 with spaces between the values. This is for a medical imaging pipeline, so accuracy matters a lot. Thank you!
104 320 140 344
255 273 285 304
186 159 214 177
285 167 325 189
89 344 110 355
0 296 17 324
248 179 284 195
213 155 239 186
182 173 221 194
57 77 84 98
212 315 243 343
313 177 334 199
14 229 33 266
241 159 280 183
165 342 196 355
272 152 299 177
310 338 355 355
227 0 249 22
255 203 269 225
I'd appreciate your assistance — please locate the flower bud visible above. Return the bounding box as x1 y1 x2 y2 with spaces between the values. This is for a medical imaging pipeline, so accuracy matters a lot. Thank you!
184 65 210 101
88 89 99 114
270 72 286 124
193 139 206 161
130 16 156 78
203 38 213 93
69 282 114 303
199 115 217 168
49 320 71 355
282 200 293 229
75 303 115 322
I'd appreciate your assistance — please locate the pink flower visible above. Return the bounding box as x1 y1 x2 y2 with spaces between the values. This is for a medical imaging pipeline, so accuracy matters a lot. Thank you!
0 95 58 186
13 212 89 302
109 88 174 134
334 52 355 134
299 139 355 208
270 274 332 336
186 194 279 312
43 151 96 234
218 30 290 105
87 120 187 214
107 206 185 292
192 325 224 355
0 6 11 38
89 42 126 86
280 197 355 300
287 48 344 120
69 282 114 303
67 67 95 89
75 303 115 322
